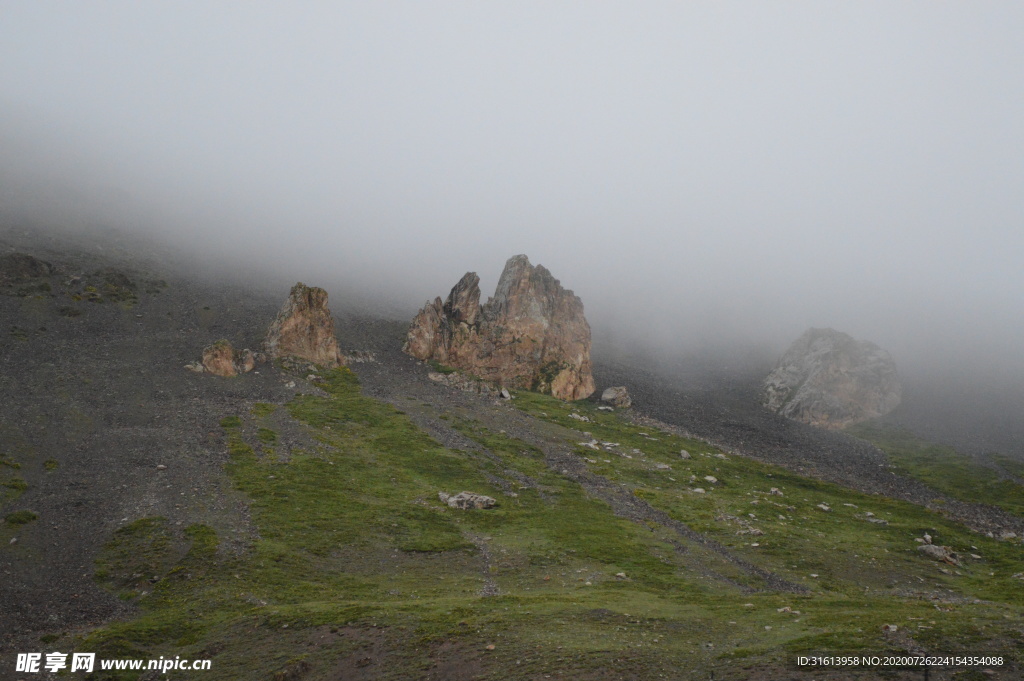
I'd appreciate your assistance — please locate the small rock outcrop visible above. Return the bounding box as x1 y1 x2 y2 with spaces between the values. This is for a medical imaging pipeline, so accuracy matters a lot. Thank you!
763 328 901 429
917 543 961 566
404 255 595 400
601 386 631 408
201 340 257 377
439 491 497 510
264 283 344 368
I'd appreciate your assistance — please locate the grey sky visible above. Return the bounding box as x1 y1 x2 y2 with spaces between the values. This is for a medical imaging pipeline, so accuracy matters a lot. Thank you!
2 2 1023 374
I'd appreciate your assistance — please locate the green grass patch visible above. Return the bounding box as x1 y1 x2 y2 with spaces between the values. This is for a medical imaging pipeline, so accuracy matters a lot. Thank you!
5 509 38 525
256 427 278 445
78 370 1024 679
848 422 1024 518
428 359 457 375
251 402 278 418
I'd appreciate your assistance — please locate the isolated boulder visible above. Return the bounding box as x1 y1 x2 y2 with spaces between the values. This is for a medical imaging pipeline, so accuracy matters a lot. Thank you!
201 340 257 377
763 328 901 429
601 386 631 408
264 283 344 368
405 255 595 400
917 543 961 566
439 491 496 510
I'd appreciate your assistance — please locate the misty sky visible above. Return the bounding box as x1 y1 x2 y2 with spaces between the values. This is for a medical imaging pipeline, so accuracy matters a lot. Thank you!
2 2 1023 373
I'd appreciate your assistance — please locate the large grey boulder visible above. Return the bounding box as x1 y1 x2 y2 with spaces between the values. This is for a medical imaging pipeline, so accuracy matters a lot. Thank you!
763 328 901 429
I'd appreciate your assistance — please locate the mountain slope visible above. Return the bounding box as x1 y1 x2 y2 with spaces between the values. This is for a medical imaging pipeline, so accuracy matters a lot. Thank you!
1 228 1022 680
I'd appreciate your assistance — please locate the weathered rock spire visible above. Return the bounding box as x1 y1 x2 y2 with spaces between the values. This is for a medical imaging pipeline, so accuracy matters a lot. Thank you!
264 282 344 367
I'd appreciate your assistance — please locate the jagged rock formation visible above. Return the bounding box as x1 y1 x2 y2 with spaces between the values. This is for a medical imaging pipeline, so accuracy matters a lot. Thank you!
405 255 595 400
200 340 257 377
264 283 344 368
763 327 901 429
601 386 632 408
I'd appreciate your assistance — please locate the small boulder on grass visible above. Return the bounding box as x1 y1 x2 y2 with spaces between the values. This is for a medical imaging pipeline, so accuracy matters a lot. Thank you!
918 543 961 566
439 491 496 510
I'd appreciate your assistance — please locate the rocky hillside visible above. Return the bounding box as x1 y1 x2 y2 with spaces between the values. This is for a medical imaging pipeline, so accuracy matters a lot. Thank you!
1 228 1022 681
763 327 902 429
404 255 595 401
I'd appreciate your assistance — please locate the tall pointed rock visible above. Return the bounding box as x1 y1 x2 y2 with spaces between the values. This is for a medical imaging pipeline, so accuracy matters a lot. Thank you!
264 283 345 367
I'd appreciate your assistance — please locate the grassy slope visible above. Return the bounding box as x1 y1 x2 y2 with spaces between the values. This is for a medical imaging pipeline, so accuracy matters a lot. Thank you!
847 421 1024 519
76 370 1024 680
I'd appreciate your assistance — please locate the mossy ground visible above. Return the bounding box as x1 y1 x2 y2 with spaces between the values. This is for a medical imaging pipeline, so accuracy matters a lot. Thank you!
79 372 1024 679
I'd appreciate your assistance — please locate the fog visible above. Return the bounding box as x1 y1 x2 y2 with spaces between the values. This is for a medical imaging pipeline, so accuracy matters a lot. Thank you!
3 2 1023 381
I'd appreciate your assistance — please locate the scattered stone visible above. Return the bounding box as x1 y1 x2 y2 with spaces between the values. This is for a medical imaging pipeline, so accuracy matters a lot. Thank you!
679 450 690 459
762 327 902 429
923 533 932 544
615 572 627 579
597 406 614 411
429 371 499 396
578 440 600 450
704 476 718 484
777 606 792 613
264 282 345 367
439 491 497 510
568 413 592 422
486 644 495 651
499 388 511 399
655 463 671 470
155 464 167 470
918 544 961 566
817 503 831 512
404 255 595 400
601 386 631 408
866 517 888 525
715 453 727 460
999 531 1018 541
284 381 296 389
692 488 706 494
882 624 898 632
769 487 783 496
345 350 377 363
184 362 205 373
